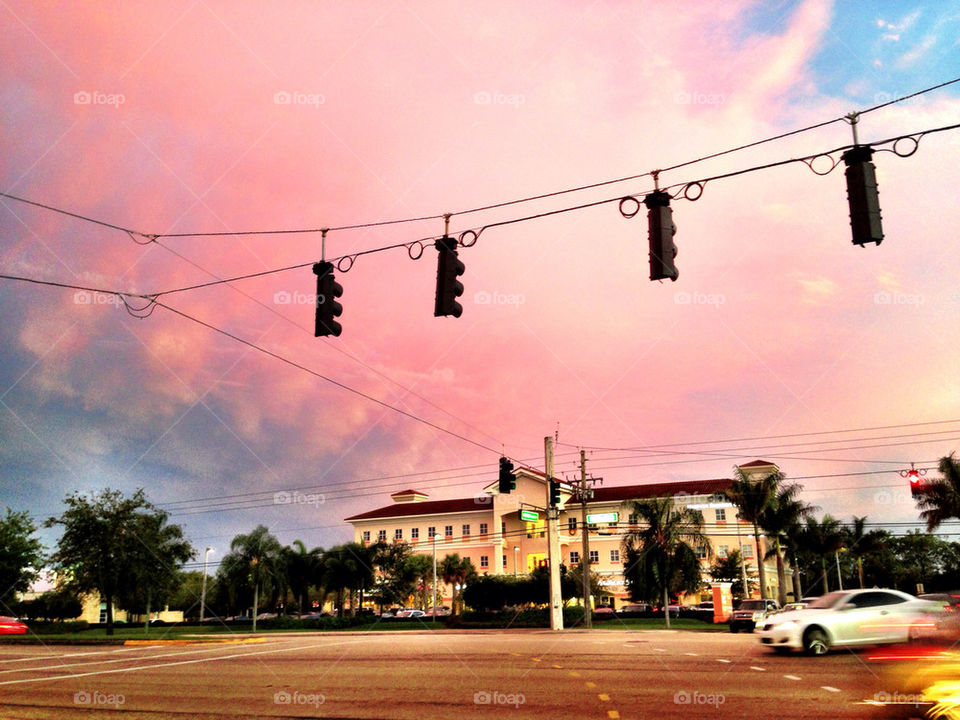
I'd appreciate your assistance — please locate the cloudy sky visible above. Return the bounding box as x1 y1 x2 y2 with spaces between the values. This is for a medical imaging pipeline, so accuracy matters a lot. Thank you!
2 0 959 573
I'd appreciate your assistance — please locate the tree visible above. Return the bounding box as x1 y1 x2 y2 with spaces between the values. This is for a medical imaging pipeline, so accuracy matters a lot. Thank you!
115 510 193 627
620 497 710 628
709 549 756 600
800 515 843 594
282 540 322 615
760 482 816 605
0 508 45 610
439 553 476 616
725 467 778 600
916 453 960 530
322 543 374 617
565 561 602 607
841 516 885 589
46 488 192 635
404 553 434 610
219 526 283 631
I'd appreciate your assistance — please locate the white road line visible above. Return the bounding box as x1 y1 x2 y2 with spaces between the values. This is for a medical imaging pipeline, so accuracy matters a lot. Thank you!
683 652 699 656
0 645 163 663
821 686 841 693
654 648 666 652
784 674 801 681
750 666 766 672
0 638 367 687
716 659 732 663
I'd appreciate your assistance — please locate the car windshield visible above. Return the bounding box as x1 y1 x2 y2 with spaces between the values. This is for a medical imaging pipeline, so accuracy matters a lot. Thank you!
739 600 765 610
807 591 850 609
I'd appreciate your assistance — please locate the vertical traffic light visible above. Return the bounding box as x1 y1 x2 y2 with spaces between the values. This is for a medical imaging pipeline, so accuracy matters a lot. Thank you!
434 236 464 317
548 478 561 507
313 261 343 337
907 468 923 498
842 145 883 246
644 191 678 281
498 457 516 494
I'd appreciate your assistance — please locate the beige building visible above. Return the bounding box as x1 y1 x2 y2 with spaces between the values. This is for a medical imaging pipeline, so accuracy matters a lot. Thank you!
345 460 782 608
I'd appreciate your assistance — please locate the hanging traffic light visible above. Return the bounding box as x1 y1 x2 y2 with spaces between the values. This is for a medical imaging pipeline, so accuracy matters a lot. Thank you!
313 261 343 337
548 478 561 507
498 457 516 494
901 463 926 498
644 191 678 281
434 236 464 317
842 145 883 246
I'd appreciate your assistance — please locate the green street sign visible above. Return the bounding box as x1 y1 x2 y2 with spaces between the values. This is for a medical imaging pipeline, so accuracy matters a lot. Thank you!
586 511 618 524
519 509 540 522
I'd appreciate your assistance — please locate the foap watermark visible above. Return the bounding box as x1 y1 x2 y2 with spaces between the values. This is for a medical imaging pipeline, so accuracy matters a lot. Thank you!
273 690 325 708
74 690 125 709
674 290 725 309
674 690 725 707
273 290 324 306
873 290 924 307
274 491 325 508
473 690 525 708
473 290 525 308
674 91 727 107
474 492 526 509
473 91 525 108
74 90 125 108
273 91 325 108
873 690 925 706
873 91 925 109
873 490 915 506
73 291 123 308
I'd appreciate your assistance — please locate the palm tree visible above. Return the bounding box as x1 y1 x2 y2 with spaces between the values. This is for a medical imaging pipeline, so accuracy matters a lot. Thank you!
282 540 322 614
725 467 778 599
916 453 960 530
620 497 711 628
800 515 843 594
322 544 373 617
221 526 283 632
761 482 817 605
439 554 475 616
842 517 887 589
405 554 434 610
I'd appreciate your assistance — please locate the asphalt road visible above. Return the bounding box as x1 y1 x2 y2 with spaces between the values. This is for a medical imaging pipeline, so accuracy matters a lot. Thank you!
0 629 929 719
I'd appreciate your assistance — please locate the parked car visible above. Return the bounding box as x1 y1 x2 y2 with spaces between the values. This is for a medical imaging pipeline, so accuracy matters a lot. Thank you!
729 598 781 632
424 606 451 617
593 606 614 615
618 604 651 614
756 588 944 656
395 609 426 618
0 617 27 635
696 602 714 611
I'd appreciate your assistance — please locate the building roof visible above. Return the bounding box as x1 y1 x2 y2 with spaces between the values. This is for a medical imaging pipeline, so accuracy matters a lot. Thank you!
344 497 486 521
589 478 732 504
738 459 778 468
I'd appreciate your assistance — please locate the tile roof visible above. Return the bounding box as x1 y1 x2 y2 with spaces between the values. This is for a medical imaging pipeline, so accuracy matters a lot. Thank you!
344 497 487 521
589 478 732 503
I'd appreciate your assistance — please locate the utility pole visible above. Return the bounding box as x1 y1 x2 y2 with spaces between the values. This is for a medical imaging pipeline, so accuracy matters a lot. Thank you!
545 436 563 631
580 450 592 628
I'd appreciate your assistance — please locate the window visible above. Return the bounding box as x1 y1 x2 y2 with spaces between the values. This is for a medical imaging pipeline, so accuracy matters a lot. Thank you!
394 528 403 540
444 525 453 537
427 526 436 539
570 551 580 565
462 524 471 537
362 530 370 542
377 529 386 542
717 545 729 558
610 549 620 563
696 545 707 560
628 513 638 525
568 517 578 533
411 527 419 540
589 550 599 564
715 508 726 522
742 544 753 558
502 555 507 568
501 522 506 536
479 523 488 536
480 555 489 568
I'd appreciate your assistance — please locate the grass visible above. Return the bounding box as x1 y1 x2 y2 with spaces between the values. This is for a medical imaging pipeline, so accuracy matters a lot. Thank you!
592 617 730 632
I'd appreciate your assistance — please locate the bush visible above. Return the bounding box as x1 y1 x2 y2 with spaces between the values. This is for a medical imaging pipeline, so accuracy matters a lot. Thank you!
26 620 90 634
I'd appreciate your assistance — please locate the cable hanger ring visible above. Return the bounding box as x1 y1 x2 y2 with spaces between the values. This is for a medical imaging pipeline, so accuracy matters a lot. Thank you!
459 229 479 247
336 255 356 272
892 135 920 157
406 241 425 260
803 153 841 176
618 196 641 219
682 181 705 202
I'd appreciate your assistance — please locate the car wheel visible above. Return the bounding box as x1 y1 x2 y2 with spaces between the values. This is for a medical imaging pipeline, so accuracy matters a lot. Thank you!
803 628 829 656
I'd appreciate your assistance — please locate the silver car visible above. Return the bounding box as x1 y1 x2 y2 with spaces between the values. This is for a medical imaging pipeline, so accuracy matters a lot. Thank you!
757 588 943 656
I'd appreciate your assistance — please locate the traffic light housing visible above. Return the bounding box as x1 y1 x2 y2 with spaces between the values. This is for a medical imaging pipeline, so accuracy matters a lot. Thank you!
313 261 343 337
907 469 923 498
498 457 516 494
434 236 464 317
548 478 561 507
644 191 678 281
842 145 883 246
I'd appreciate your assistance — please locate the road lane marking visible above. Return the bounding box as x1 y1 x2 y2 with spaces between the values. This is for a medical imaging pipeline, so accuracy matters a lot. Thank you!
822 686 841 693
717 658 732 663
0 637 367 686
683 652 698 656
531 657 541 662
784 674 801 681
607 712 620 719
750 666 766 671
598 693 610 701
510 652 522 657
586 681 597 688
552 664 562 668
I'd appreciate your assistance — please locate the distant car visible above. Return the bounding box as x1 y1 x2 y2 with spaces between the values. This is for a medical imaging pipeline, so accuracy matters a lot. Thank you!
774 602 808 614
593 606 614 615
730 599 781 632
696 602 715 611
395 609 426 618
257 613 277 620
425 606 451 617
0 617 27 635
757 588 944 656
619 604 650 613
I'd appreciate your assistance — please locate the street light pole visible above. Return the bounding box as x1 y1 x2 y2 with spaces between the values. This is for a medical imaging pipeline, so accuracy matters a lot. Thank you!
432 532 437 619
199 547 214 624
513 546 519 577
